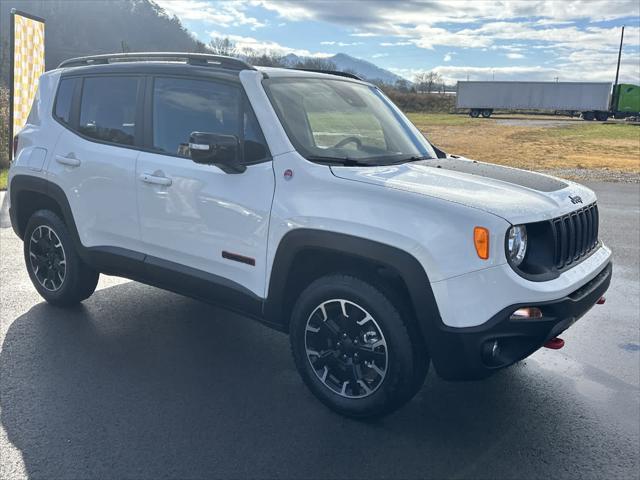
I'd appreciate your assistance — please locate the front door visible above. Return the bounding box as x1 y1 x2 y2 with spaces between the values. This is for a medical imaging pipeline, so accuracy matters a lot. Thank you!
136 76 274 298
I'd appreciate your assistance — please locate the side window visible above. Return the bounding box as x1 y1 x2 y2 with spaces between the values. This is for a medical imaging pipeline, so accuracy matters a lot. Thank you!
152 77 269 163
79 76 138 146
53 78 76 125
152 77 240 158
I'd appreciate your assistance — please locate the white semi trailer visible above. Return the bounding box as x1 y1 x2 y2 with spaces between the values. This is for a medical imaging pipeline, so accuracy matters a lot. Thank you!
456 81 611 121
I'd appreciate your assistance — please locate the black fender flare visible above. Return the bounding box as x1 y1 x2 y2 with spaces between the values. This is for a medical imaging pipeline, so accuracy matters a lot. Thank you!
264 229 445 355
9 175 85 256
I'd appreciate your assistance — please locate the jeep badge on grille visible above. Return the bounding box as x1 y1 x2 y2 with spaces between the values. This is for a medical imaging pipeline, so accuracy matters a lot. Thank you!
569 195 583 204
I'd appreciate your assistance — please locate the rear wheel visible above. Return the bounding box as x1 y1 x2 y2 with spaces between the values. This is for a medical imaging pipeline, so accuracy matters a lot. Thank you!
582 111 595 121
290 274 429 418
469 109 480 118
24 210 99 307
481 109 492 118
595 111 609 122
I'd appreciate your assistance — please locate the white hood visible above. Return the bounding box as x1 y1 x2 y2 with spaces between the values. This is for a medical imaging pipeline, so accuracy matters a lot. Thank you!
331 156 596 225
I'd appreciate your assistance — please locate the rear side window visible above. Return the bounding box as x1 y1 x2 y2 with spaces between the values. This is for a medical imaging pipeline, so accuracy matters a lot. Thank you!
54 78 76 125
79 76 139 146
152 77 268 162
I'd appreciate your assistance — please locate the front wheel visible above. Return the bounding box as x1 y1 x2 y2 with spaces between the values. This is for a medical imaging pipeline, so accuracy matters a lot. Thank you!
24 210 99 307
289 274 429 418
469 109 480 118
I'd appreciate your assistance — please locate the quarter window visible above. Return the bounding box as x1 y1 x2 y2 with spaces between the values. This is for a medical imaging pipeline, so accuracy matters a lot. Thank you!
54 78 76 125
79 76 139 146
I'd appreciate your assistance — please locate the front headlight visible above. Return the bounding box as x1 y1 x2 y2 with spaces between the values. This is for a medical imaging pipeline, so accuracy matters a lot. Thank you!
507 225 527 266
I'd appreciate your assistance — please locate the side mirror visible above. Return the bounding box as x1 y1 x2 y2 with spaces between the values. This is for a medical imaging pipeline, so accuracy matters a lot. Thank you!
189 132 246 174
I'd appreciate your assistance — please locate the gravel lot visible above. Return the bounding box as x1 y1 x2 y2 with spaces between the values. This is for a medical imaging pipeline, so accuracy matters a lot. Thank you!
1 183 639 480
542 168 640 183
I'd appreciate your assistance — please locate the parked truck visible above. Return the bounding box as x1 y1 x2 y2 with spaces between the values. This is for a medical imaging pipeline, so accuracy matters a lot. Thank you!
611 83 640 118
456 81 617 121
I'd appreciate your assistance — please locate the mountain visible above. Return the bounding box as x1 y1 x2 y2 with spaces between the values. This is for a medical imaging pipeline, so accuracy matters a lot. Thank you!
0 1 404 86
0 0 206 85
281 53 405 84
329 53 405 84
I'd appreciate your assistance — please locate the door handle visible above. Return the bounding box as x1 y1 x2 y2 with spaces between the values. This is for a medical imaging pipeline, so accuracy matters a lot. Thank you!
140 173 172 187
55 155 81 167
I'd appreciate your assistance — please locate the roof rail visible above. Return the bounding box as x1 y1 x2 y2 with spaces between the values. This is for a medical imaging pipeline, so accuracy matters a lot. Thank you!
291 68 362 80
58 52 255 70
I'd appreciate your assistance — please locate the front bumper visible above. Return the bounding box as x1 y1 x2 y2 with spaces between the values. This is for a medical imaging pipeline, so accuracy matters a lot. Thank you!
430 261 612 380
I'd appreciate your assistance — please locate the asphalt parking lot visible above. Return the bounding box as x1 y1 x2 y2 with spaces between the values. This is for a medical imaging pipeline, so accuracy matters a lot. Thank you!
1 182 639 480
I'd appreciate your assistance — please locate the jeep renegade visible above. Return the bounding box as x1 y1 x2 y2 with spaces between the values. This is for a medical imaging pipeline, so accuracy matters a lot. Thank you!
8 53 612 418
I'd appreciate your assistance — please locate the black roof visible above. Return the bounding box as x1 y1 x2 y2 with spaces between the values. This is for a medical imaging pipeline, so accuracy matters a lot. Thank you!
57 52 363 82
58 52 254 70
59 61 245 82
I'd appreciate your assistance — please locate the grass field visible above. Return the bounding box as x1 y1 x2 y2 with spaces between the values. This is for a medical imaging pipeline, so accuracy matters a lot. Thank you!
407 113 640 173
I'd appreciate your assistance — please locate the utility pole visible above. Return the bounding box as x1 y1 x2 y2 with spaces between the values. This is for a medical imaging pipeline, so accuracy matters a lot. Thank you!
612 25 625 111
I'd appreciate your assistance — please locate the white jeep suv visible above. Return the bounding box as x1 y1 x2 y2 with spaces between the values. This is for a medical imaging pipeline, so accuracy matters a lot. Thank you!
8 53 612 418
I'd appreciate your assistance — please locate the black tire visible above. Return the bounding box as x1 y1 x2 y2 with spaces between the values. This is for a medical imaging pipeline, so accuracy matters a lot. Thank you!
290 274 429 418
481 109 492 118
469 109 480 118
595 111 609 122
23 210 99 307
582 111 595 121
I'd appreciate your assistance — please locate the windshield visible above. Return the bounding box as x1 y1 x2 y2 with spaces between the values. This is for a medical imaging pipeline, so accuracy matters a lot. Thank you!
263 77 436 165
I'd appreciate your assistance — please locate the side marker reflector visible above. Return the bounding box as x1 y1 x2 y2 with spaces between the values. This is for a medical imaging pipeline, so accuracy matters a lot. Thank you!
474 226 490 260
597 296 606 305
543 337 565 349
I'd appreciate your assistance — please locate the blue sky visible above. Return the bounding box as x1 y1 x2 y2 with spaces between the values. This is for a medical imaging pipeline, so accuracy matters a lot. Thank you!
155 0 640 84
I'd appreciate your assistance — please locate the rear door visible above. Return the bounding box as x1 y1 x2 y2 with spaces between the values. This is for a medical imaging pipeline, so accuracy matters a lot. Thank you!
135 75 275 297
50 75 143 251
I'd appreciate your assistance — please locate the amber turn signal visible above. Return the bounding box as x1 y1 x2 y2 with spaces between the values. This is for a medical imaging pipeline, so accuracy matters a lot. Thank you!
474 227 490 259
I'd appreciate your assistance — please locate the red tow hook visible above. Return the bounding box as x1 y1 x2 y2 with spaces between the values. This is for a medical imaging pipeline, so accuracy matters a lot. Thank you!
597 296 606 305
544 337 565 349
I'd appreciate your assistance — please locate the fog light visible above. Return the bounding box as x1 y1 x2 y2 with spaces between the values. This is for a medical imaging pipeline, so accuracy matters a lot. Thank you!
510 307 543 320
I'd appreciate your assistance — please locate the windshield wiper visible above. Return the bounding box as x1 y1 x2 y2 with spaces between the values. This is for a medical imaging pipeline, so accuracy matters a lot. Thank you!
388 155 432 165
306 155 372 167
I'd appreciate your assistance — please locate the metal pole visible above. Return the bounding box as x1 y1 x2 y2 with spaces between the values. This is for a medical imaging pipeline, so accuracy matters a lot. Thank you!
612 25 624 111
9 9 16 163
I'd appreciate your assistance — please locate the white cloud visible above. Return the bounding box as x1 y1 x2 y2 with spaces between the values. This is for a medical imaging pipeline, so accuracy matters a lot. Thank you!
207 31 332 57
392 54 640 84
349 32 380 37
380 41 413 47
254 1 639 25
156 0 266 29
321 41 364 46
372 53 389 58
443 53 452 62
506 53 525 59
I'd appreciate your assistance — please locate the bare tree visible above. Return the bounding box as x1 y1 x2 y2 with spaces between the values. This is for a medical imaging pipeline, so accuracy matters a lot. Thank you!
295 57 336 71
394 78 411 92
208 37 239 57
414 71 443 93
244 49 287 67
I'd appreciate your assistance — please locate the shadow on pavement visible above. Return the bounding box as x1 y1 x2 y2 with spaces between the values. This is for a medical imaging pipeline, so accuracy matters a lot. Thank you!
2 282 637 479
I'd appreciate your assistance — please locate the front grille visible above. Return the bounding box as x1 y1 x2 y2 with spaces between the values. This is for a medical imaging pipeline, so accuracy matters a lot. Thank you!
551 203 599 269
